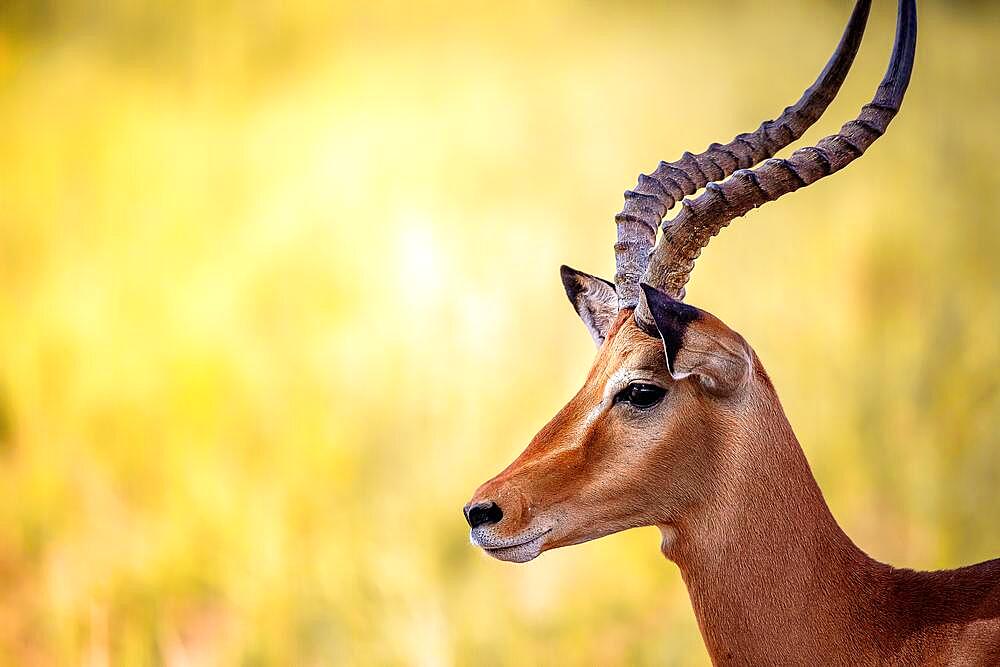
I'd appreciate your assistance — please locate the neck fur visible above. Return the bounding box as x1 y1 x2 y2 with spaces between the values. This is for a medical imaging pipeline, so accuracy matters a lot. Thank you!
660 363 892 664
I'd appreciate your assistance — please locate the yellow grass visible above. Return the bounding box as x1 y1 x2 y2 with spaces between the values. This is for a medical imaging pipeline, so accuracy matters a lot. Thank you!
0 0 998 664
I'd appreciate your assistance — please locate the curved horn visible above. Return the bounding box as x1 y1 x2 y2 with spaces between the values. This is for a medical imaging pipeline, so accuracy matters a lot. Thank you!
614 0 873 310
636 0 917 329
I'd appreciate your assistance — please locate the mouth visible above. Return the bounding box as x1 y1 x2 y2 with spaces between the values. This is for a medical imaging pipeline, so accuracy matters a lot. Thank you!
471 528 552 563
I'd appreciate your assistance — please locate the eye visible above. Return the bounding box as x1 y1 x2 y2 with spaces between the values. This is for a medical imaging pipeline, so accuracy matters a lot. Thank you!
614 383 666 409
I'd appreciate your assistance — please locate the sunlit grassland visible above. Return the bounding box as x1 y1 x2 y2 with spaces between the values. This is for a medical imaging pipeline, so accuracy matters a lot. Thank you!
0 0 998 664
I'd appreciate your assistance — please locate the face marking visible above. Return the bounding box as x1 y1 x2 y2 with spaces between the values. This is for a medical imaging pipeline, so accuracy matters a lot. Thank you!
520 394 606 469
532 365 667 470
604 368 662 401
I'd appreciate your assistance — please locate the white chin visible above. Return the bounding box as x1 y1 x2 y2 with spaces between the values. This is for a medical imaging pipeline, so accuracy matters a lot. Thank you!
481 535 546 563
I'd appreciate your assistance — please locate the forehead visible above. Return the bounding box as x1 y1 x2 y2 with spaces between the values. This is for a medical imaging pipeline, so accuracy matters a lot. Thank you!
587 312 667 383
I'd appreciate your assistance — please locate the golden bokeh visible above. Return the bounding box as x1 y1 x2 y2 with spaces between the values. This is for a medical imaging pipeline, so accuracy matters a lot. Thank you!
0 0 998 664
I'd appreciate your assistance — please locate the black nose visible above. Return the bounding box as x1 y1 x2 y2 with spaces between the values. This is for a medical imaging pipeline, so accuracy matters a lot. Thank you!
465 501 503 528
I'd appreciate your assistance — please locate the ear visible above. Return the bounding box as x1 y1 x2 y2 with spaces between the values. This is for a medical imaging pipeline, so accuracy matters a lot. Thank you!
640 284 752 396
560 265 618 347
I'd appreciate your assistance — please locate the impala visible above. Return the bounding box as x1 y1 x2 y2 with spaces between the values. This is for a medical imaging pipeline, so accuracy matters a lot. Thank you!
464 0 1000 663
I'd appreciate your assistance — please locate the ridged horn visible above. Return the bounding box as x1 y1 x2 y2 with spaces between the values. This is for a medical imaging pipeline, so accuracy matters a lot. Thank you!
635 0 917 331
614 0 873 310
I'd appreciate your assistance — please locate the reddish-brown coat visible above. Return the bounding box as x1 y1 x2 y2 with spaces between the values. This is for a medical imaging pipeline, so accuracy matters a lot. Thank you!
467 312 1000 665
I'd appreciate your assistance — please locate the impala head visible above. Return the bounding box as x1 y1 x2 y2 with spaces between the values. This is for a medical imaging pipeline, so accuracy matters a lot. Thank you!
465 0 915 563
466 284 755 562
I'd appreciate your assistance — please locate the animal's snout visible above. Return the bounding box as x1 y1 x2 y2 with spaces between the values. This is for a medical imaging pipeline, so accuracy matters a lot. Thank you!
464 501 503 528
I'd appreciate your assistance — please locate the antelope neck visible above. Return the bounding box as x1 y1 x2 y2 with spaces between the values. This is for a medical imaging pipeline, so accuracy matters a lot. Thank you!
662 370 892 664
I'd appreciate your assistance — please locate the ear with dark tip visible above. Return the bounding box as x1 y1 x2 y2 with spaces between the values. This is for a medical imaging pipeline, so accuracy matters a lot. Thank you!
640 284 700 373
560 265 618 347
640 283 752 396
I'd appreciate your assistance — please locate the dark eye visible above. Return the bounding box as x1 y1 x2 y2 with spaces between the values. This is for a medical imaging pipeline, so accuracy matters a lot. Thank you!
614 383 666 409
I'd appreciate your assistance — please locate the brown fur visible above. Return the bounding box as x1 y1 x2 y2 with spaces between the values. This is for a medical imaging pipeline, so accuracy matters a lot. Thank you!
467 311 1000 665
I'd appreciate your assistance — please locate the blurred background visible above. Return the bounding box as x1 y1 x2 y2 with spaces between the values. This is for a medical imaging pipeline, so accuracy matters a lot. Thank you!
0 0 998 664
